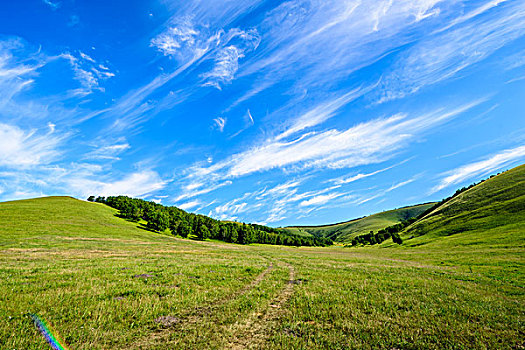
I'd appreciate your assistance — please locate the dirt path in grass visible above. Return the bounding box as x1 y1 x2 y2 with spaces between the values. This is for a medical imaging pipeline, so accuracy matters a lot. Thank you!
226 262 296 350
180 261 275 324
130 262 274 349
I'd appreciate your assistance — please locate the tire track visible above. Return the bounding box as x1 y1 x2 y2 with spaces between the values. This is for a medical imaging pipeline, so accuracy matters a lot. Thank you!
179 262 274 324
130 262 274 349
226 262 296 350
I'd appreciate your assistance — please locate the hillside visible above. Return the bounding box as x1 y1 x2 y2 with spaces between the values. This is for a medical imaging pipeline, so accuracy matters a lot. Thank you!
0 196 152 245
399 164 525 247
286 203 435 242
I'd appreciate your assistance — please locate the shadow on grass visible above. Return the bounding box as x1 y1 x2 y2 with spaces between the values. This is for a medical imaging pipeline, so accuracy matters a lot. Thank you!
136 222 158 233
114 213 142 223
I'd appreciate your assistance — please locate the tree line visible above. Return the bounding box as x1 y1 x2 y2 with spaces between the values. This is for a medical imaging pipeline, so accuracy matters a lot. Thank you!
350 218 415 246
87 195 333 247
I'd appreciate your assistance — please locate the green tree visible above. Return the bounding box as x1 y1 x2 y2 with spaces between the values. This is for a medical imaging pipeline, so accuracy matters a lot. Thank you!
392 233 403 245
196 225 209 240
147 210 170 232
177 221 191 238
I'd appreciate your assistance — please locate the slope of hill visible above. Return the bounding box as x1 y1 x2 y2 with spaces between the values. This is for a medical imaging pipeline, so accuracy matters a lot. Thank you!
0 196 152 244
285 203 435 242
399 164 525 247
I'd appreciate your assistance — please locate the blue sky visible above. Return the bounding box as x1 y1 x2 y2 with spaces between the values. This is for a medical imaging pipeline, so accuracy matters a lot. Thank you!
1 0 524 226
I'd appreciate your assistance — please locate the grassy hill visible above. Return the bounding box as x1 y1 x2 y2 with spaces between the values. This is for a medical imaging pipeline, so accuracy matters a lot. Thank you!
286 202 435 242
0 196 156 243
398 164 525 248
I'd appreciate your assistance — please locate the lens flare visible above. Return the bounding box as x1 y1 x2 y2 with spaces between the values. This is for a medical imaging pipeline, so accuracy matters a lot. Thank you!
30 314 68 350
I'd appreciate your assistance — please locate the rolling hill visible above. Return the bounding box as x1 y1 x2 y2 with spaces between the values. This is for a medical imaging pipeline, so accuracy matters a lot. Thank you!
398 164 525 247
0 196 152 244
285 202 435 242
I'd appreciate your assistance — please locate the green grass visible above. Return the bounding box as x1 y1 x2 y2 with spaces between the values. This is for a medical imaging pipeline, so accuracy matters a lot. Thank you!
401 164 525 248
286 203 435 242
0 195 523 349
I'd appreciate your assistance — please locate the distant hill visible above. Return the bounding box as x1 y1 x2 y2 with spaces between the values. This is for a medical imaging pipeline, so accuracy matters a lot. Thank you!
399 164 525 247
285 203 435 243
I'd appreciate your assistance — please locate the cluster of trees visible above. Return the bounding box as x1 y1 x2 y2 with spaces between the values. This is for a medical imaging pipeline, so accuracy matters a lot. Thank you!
350 218 417 246
87 195 333 247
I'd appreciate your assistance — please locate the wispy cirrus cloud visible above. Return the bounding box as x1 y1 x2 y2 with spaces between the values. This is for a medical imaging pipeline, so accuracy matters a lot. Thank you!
178 200 201 211
377 1 525 103
235 0 446 103
432 144 525 193
68 170 166 198
61 51 115 96
201 29 260 90
84 141 130 161
330 163 401 185
0 123 66 168
108 10 263 132
178 99 483 223
213 117 227 132
275 84 376 141
191 99 484 180
175 180 232 202
229 109 255 138
42 0 60 10
0 37 46 109
299 192 343 207
209 180 348 224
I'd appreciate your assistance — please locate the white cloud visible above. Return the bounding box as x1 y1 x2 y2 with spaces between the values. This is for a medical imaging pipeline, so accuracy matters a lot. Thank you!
175 180 232 201
213 117 227 132
432 145 525 193
237 0 446 101
205 179 346 224
202 45 243 89
356 193 383 205
61 52 115 95
229 109 255 138
214 201 248 216
79 51 95 63
191 100 483 179
42 0 60 10
68 170 166 198
385 177 417 192
0 38 43 106
151 21 200 57
300 192 343 207
85 142 130 160
275 85 376 141
256 180 302 199
201 29 260 89
178 200 201 210
332 164 398 185
435 0 508 33
377 1 525 102
0 123 64 168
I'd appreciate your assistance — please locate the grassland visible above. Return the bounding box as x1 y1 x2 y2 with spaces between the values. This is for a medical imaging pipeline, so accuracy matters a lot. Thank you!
286 203 435 242
400 164 525 248
1 196 523 349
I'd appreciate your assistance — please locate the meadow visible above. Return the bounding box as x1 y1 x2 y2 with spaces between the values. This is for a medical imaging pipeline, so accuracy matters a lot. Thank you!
285 203 435 242
1 197 523 349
